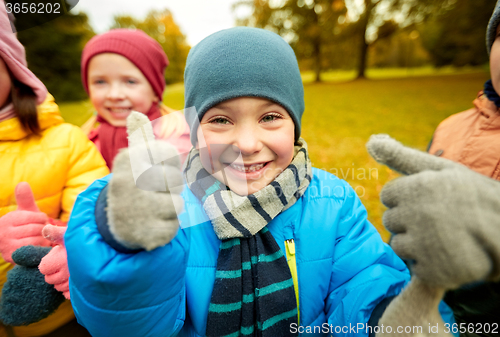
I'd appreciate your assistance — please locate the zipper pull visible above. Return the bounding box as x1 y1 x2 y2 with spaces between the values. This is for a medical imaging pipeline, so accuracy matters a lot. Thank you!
286 238 295 256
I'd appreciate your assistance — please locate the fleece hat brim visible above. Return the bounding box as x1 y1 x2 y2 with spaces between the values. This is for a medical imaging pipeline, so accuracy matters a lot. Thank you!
184 27 305 146
487 0 500 55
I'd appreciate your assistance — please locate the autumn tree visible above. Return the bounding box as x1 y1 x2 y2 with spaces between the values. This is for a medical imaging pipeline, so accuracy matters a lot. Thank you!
347 0 454 79
368 26 431 68
112 9 190 85
419 0 495 67
235 0 347 82
17 11 94 101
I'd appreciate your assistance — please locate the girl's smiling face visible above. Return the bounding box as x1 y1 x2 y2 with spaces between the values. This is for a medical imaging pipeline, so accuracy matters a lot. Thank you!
196 97 296 196
87 53 159 127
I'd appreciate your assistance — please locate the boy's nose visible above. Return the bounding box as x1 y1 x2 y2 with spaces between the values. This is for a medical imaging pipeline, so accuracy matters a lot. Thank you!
233 128 263 156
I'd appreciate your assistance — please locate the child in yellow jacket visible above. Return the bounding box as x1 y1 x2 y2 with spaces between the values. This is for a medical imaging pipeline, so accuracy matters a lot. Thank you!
0 3 109 336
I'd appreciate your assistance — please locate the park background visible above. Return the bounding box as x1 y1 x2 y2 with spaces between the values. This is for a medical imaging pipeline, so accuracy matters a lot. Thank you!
13 0 493 241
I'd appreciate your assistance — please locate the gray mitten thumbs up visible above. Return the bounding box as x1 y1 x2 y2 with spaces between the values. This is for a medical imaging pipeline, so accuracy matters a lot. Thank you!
106 111 185 251
368 134 500 337
366 134 456 175
367 134 500 290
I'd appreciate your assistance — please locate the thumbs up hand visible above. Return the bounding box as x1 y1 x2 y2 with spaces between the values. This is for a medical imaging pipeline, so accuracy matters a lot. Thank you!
0 182 50 263
106 111 184 251
39 225 70 299
367 135 500 290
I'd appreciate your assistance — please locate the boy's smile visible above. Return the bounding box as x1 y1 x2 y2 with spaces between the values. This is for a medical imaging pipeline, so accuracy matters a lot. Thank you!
197 97 296 196
87 53 158 127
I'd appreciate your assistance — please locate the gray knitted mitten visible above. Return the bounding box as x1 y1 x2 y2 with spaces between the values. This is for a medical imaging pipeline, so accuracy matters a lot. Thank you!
107 111 184 251
377 278 451 337
366 134 500 290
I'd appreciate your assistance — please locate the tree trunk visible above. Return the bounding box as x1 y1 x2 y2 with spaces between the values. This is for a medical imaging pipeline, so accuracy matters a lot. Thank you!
314 38 321 82
313 10 321 83
357 37 369 79
356 0 374 80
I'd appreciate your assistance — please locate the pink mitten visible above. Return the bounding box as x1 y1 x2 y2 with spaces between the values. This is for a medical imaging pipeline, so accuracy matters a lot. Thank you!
39 224 70 299
0 182 50 263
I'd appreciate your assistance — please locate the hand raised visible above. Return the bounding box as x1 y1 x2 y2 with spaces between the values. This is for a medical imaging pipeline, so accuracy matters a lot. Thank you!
39 225 70 299
106 111 184 251
367 134 500 289
0 182 50 263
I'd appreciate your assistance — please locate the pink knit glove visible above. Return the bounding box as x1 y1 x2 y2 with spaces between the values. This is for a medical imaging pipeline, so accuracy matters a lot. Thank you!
39 224 70 299
0 182 50 263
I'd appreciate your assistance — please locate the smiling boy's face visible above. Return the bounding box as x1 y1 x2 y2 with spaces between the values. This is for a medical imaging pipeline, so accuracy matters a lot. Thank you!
196 97 295 196
87 53 158 127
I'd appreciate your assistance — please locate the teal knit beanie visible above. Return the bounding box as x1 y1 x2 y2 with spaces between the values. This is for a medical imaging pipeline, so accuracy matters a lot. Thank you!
184 27 305 146
487 0 500 54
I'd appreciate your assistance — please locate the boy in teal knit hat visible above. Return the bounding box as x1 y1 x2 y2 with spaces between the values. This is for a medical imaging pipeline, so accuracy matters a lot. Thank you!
64 27 455 336
184 27 304 145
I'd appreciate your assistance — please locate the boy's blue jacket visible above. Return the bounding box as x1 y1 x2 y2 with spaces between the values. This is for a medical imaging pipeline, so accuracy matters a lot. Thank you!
65 168 454 336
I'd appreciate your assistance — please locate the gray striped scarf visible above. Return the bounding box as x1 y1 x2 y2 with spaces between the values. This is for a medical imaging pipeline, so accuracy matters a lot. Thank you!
184 138 312 336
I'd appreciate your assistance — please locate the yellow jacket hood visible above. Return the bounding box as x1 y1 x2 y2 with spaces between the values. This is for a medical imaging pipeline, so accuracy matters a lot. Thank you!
0 93 63 141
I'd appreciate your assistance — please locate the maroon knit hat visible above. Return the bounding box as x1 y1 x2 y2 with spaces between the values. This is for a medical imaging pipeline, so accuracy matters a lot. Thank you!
81 29 169 98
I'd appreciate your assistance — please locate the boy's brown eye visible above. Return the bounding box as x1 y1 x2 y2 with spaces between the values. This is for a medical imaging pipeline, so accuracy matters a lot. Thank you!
261 113 282 123
211 117 230 124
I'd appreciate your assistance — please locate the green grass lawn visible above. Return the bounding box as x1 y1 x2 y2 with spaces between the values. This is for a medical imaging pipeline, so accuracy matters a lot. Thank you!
58 69 490 242
58 100 96 127
301 65 489 83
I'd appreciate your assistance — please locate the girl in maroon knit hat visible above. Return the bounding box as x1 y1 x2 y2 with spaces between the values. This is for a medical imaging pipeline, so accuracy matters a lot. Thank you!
80 29 191 169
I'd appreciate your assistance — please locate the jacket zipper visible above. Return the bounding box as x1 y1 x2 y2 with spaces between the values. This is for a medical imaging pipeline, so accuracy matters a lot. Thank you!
285 238 300 324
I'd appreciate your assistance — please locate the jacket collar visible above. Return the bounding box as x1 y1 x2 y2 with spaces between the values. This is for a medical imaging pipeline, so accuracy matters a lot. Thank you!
0 93 63 141
474 91 500 119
